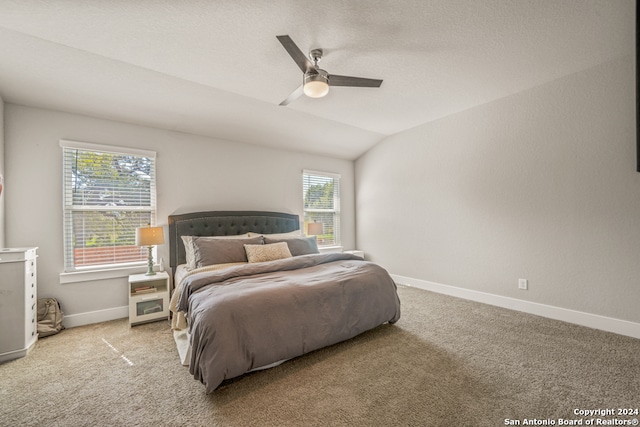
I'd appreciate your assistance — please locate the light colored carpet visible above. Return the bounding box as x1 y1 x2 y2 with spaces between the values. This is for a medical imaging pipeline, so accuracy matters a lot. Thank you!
1 285 639 427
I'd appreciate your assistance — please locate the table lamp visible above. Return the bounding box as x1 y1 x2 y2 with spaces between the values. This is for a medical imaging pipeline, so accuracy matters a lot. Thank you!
135 224 164 275
307 221 324 236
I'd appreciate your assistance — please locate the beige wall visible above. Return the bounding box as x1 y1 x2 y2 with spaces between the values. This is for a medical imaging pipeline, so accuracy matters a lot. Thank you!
4 105 355 323
355 55 640 324
0 95 4 248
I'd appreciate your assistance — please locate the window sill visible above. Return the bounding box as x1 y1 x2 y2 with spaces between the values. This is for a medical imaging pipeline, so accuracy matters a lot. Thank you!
318 246 344 253
60 264 151 284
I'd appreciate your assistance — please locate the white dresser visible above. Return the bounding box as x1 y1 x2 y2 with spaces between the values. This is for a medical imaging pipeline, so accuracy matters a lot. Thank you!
0 247 38 363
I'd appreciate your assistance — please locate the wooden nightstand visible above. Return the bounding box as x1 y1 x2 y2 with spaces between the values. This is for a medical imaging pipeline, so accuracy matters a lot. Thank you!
128 271 170 326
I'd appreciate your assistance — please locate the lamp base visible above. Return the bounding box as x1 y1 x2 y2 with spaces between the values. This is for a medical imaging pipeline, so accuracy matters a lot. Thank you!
145 246 156 275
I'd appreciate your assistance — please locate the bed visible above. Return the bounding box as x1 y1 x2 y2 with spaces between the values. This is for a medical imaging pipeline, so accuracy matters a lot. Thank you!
168 210 401 393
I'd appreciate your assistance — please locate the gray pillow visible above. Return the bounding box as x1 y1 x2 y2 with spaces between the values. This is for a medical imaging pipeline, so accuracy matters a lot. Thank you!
192 236 264 268
182 234 251 270
264 236 319 257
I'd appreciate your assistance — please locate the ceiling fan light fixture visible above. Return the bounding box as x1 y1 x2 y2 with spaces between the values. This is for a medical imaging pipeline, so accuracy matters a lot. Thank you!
276 35 382 106
303 70 329 98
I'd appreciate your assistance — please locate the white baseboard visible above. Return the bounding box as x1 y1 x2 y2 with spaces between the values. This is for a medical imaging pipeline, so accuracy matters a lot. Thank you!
62 306 128 329
392 274 640 340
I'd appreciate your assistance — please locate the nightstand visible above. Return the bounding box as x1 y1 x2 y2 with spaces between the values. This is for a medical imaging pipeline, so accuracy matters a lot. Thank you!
344 250 365 259
128 271 170 326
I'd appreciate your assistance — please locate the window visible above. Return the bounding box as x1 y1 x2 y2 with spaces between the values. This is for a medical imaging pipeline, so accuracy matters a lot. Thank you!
302 170 340 247
61 140 157 272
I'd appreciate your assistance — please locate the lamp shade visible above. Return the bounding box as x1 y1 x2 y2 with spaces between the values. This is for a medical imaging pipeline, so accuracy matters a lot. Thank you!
135 226 164 246
307 222 324 236
304 81 329 98
304 70 330 98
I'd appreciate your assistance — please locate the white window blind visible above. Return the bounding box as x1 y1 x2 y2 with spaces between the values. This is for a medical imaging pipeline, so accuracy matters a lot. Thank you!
61 140 157 271
302 170 340 247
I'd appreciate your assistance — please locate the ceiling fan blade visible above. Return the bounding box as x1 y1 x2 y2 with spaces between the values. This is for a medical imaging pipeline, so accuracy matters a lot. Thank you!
279 85 304 106
276 35 315 74
328 74 383 88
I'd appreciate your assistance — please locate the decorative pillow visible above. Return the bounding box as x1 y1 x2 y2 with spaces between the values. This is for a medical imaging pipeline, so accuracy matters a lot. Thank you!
182 234 252 270
244 242 292 263
190 236 264 269
264 236 319 257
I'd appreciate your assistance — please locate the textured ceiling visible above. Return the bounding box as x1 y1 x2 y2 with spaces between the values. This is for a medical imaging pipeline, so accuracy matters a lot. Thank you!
0 0 633 160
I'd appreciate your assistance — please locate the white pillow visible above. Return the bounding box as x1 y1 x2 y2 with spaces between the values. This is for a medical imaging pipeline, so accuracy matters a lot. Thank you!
244 242 292 263
247 230 302 238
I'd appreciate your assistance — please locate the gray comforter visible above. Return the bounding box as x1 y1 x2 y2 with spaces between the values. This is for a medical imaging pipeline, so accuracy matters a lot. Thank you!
176 252 401 393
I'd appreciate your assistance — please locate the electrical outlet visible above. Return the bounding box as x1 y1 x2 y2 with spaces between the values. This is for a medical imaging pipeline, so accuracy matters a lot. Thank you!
518 278 528 290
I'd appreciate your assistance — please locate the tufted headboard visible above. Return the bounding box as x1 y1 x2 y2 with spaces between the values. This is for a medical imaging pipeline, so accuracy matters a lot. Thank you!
168 210 300 270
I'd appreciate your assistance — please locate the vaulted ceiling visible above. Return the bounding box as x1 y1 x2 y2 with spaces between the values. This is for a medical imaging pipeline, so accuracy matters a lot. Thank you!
0 1 633 159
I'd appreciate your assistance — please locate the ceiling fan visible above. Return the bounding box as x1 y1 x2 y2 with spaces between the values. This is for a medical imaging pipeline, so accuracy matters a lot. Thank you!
276 35 383 106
